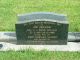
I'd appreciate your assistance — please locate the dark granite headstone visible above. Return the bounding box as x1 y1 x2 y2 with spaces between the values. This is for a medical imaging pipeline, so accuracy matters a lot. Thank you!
15 12 69 45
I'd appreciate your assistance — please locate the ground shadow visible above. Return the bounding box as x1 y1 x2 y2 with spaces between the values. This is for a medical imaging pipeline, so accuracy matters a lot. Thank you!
0 44 3 49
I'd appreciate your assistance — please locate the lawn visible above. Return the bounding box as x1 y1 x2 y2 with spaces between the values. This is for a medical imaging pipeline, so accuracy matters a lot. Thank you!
0 0 80 59
0 50 80 60
0 0 80 31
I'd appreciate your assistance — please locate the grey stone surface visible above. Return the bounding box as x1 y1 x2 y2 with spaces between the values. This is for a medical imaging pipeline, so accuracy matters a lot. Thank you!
0 32 17 44
0 32 80 51
16 12 68 45
0 42 80 51
68 32 80 42
17 12 67 23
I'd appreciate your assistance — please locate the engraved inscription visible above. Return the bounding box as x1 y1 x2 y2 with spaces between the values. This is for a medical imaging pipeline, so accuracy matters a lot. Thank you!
25 21 58 41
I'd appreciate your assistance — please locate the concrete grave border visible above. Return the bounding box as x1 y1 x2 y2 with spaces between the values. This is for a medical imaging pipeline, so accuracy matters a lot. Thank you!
0 32 80 51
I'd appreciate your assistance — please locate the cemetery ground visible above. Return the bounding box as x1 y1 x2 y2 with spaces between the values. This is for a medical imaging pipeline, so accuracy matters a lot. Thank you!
0 0 80 32
0 50 80 60
0 0 80 60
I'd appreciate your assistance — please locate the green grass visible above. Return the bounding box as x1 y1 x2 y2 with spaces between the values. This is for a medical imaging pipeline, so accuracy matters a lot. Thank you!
0 0 80 31
0 50 80 60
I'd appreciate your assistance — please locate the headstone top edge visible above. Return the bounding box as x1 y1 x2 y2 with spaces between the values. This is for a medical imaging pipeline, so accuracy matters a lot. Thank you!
18 12 67 17
16 19 68 24
17 12 67 22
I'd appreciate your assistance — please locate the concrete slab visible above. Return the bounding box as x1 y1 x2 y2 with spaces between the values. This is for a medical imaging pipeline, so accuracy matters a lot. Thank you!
0 32 80 51
0 42 80 51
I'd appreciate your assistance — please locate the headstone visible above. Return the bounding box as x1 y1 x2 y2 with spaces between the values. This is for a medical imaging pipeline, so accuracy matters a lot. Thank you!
15 12 69 45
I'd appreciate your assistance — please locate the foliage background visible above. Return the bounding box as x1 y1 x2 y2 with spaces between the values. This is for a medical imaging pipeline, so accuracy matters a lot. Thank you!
0 0 80 31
